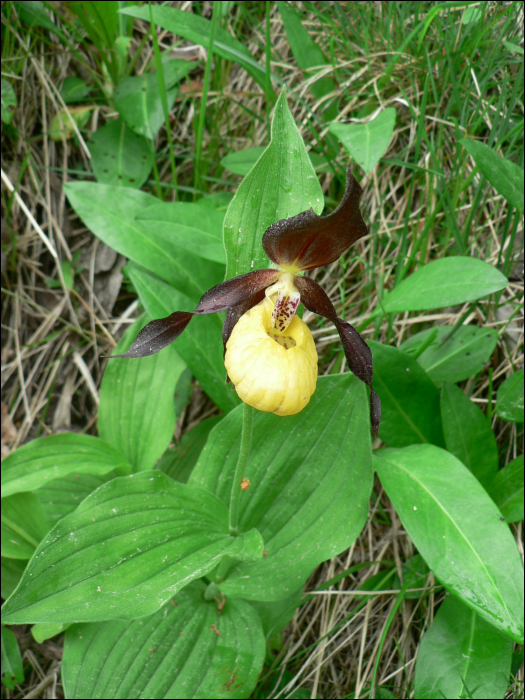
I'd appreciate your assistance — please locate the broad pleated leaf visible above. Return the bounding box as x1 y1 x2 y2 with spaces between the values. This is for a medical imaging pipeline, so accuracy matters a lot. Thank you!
496 370 524 423
400 325 498 384
221 146 266 176
1 472 263 624
98 314 187 471
369 342 445 448
487 455 524 524
136 201 226 264
1 492 50 559
223 89 324 280
250 586 304 639
62 580 266 700
0 626 24 691
374 444 524 643
190 373 373 601
157 416 223 484
120 5 276 101
1 557 27 600
36 473 114 528
115 59 195 140
126 262 239 413
329 108 396 173
381 258 508 313
64 182 224 302
440 382 498 487
414 595 512 699
90 117 153 188
2 433 131 498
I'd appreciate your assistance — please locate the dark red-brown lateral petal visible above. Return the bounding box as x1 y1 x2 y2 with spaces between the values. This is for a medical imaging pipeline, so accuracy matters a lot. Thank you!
295 276 381 436
195 269 279 315
111 312 193 359
262 166 368 272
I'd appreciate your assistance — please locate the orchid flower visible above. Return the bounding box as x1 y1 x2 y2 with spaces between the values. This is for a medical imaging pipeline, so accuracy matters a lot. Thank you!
115 167 381 436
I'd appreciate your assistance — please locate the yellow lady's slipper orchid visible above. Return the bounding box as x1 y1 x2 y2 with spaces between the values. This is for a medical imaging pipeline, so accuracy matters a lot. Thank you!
225 292 317 417
115 167 381 435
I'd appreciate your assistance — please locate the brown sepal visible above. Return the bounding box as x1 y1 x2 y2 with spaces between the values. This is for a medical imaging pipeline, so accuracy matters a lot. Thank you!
195 269 279 315
262 166 368 271
295 276 381 436
111 312 193 359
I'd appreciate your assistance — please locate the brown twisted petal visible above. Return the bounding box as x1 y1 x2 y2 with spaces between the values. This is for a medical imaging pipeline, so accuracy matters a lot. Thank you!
112 312 193 359
262 166 368 272
294 276 381 437
195 269 279 314
113 269 279 360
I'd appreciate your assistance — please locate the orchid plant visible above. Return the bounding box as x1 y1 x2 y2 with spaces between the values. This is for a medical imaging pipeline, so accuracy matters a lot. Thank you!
2 90 522 700
116 166 381 435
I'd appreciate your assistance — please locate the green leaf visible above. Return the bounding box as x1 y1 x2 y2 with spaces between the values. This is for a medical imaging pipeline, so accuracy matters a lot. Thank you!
391 554 431 600
381 258 508 313
1 557 27 600
190 373 373 601
460 139 524 212
1 472 263 624
440 382 498 487
496 370 524 423
0 626 24 690
32 622 68 644
223 89 324 280
64 181 224 302
90 117 153 189
400 325 498 385
276 1 337 120
174 367 193 416
62 580 265 699
329 109 396 173
487 455 524 524
115 59 196 140
374 444 524 643
250 586 304 639
502 40 524 55
1 433 131 498
99 314 186 472
119 5 276 101
60 76 91 103
369 341 445 448
221 146 328 177
127 262 239 413
136 200 226 264
157 416 223 484
1 492 50 559
49 105 93 141
221 146 266 176
36 473 114 527
414 594 513 699
1 79 16 124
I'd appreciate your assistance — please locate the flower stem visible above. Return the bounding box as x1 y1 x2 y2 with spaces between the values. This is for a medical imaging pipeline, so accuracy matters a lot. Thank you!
229 403 254 535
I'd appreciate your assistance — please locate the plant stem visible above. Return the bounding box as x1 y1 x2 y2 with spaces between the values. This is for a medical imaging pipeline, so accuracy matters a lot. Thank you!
229 403 254 535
